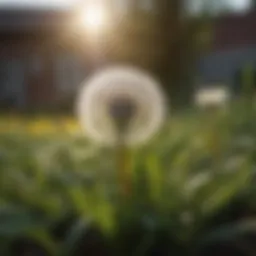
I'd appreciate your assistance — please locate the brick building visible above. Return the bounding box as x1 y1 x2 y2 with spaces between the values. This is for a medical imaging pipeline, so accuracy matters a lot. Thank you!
0 8 87 109
199 9 256 89
1 6 256 109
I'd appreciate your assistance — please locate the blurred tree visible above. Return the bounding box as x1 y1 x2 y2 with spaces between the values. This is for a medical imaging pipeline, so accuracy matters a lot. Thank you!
105 0 216 108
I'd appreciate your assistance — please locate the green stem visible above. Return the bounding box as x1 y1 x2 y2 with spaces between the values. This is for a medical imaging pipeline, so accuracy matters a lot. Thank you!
116 140 131 197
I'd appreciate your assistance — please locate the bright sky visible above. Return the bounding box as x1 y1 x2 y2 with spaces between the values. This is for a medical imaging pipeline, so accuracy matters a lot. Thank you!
190 0 251 12
0 0 76 8
0 0 251 11
227 0 251 10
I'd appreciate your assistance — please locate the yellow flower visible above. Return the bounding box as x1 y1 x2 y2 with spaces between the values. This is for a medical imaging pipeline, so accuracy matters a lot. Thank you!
27 119 55 135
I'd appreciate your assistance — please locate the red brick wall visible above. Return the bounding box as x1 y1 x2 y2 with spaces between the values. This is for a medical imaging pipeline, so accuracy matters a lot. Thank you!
0 39 58 108
25 53 57 108
213 10 256 51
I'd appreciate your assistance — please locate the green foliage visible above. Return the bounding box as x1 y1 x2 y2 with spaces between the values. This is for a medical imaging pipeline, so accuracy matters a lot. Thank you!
0 104 255 255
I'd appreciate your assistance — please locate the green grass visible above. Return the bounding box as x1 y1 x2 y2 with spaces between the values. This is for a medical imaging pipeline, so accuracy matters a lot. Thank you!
0 105 255 255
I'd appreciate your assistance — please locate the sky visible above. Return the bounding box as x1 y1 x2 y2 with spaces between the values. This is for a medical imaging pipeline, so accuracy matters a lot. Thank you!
0 0 75 8
230 0 251 10
190 0 251 13
0 0 251 11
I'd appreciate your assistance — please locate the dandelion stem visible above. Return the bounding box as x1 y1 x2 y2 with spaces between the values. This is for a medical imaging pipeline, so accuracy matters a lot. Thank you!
116 140 131 197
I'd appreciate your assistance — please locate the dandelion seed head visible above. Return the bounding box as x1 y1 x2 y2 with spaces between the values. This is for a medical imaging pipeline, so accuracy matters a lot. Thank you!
76 65 167 146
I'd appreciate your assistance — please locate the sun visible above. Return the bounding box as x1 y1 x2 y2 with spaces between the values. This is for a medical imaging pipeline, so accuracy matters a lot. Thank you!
79 4 107 33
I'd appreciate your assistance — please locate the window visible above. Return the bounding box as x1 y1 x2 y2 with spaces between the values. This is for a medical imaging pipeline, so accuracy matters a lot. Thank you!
55 54 85 94
30 54 42 74
0 57 25 107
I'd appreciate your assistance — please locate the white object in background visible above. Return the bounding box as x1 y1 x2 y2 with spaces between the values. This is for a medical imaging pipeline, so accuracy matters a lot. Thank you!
195 86 231 108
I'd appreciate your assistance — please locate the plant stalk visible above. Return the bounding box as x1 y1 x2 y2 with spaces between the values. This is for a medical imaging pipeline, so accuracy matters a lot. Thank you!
116 137 131 197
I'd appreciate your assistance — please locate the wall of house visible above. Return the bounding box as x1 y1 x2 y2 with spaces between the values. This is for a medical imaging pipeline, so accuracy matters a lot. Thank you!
198 45 256 87
0 50 87 109
0 57 26 108
55 53 86 96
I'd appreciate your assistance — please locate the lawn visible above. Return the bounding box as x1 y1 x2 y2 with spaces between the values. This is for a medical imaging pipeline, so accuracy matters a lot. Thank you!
0 106 255 255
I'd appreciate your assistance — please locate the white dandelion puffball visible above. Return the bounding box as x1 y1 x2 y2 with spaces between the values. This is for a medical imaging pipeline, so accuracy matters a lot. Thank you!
76 65 167 146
